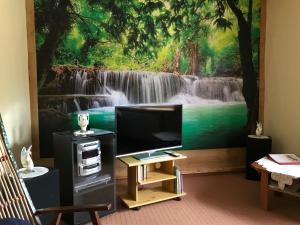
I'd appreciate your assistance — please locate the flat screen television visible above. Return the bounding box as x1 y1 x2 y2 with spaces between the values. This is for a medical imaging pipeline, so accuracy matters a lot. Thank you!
116 104 182 158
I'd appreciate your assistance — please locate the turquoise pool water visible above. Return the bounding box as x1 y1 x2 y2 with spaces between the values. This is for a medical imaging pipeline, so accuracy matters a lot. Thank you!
69 103 247 150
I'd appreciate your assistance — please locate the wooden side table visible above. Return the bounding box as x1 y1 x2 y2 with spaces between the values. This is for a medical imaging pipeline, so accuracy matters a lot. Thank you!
251 162 300 210
251 162 270 209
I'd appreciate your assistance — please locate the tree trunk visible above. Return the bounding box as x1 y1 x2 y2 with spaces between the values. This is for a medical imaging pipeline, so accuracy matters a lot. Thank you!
37 0 72 90
227 0 257 133
173 47 181 75
186 41 199 75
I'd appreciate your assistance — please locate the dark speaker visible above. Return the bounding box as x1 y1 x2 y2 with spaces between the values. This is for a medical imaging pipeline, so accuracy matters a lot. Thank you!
24 169 60 225
246 136 272 180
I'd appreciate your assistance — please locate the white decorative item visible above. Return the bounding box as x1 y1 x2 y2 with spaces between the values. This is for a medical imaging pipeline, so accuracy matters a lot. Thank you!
271 172 293 190
255 121 263 136
74 112 94 136
20 145 34 172
256 157 300 190
78 113 89 132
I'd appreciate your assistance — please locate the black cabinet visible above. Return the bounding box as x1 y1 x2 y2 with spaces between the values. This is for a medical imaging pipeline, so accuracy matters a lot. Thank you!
24 169 60 225
246 135 272 180
53 129 116 225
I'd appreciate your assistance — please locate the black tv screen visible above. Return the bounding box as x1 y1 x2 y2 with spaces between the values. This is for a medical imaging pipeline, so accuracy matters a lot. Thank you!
116 104 182 157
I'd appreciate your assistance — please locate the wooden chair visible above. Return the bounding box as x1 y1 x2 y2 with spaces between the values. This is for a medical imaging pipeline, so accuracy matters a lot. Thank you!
0 115 110 225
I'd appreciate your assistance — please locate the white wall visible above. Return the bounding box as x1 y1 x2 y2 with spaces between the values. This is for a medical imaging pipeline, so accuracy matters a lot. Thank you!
264 0 300 155
0 0 31 154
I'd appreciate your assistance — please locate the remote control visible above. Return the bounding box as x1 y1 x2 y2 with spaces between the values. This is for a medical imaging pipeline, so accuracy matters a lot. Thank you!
164 151 181 157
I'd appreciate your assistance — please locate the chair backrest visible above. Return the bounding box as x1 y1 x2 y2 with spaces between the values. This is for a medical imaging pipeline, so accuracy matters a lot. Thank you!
0 115 39 225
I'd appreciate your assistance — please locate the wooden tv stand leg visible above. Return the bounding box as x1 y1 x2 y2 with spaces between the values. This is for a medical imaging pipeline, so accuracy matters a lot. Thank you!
128 166 138 202
260 170 269 210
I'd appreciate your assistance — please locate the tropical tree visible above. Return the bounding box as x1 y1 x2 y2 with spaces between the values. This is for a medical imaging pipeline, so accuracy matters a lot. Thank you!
214 0 259 131
35 0 169 89
35 0 73 89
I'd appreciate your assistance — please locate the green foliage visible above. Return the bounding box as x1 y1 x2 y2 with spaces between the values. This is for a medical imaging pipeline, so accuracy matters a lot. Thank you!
148 43 176 72
209 26 241 75
54 26 84 65
180 57 189 74
35 0 261 76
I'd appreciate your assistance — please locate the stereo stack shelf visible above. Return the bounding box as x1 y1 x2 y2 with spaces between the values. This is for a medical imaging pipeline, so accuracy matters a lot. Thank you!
53 129 116 225
119 153 186 209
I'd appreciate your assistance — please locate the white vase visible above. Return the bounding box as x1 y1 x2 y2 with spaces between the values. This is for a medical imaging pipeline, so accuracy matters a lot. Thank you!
78 113 89 132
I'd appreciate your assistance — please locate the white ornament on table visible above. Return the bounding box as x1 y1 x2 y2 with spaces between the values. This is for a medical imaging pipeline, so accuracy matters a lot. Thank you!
78 113 89 132
20 145 34 172
18 145 49 179
255 122 263 136
74 112 94 136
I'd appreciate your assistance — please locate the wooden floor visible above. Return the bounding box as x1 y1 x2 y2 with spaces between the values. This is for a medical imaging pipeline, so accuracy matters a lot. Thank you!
85 173 300 225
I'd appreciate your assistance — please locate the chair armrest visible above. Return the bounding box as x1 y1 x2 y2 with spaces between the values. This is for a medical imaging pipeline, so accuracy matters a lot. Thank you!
34 203 111 215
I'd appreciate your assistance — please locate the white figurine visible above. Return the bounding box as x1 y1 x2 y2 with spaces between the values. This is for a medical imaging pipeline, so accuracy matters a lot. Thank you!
255 122 263 136
21 145 34 172
74 112 94 136
78 113 89 132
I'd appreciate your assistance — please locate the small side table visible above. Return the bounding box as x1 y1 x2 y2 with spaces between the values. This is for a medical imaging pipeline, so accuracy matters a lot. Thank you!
23 169 60 225
252 160 300 210
246 135 272 180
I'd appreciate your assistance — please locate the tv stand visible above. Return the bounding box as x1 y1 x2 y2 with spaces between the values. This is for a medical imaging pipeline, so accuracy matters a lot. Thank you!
118 153 187 209
133 151 167 160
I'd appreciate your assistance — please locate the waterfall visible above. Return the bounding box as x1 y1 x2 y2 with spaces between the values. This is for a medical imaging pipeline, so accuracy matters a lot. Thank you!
95 71 187 104
95 71 244 104
74 71 82 94
89 90 129 108
45 70 245 112
191 77 244 101
73 98 81 111
168 93 224 105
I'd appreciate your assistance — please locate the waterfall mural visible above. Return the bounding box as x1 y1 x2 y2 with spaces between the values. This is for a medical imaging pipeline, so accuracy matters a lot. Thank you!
34 0 261 157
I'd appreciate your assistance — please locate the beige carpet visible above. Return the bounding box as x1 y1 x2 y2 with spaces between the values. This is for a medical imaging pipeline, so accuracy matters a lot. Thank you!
90 173 300 225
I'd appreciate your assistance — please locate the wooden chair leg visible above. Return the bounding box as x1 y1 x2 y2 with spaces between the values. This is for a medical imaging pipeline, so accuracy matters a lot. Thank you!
260 171 269 210
89 211 101 225
52 212 62 225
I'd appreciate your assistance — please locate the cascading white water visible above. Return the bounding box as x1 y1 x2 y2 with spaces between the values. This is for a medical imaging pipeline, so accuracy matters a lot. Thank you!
109 90 129 106
90 89 129 108
73 98 81 111
191 77 244 101
74 71 82 94
96 71 186 104
56 70 244 110
167 93 223 105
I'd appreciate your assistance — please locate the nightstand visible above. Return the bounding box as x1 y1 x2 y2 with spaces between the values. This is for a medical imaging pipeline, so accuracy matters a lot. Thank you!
246 135 272 180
